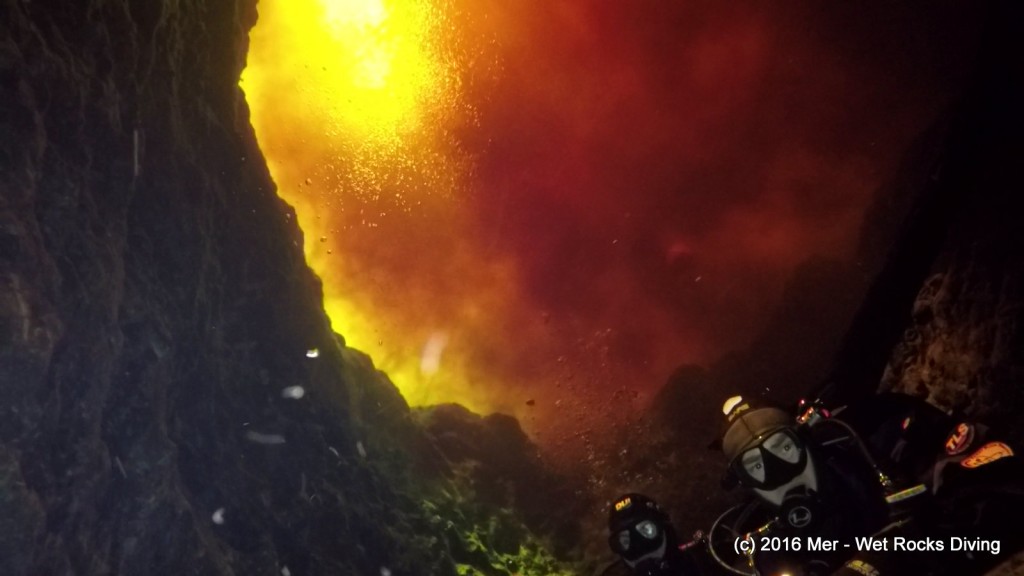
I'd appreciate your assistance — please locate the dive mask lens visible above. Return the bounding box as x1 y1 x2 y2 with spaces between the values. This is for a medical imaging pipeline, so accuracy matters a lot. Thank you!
740 447 766 484
732 429 806 489
763 431 800 463
615 530 631 552
635 520 659 539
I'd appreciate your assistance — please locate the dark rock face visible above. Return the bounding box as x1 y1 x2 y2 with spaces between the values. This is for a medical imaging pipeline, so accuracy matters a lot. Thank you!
414 404 589 555
1 2 586 574
0 1 461 574
880 132 1024 447
875 2 1024 447
411 404 589 574
829 6 1024 434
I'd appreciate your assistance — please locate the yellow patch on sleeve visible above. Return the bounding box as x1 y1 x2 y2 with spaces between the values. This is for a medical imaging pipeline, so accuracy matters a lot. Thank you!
961 441 1014 469
844 559 880 576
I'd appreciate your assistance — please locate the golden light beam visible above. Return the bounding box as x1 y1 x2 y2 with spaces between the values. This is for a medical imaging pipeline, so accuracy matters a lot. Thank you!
242 0 514 416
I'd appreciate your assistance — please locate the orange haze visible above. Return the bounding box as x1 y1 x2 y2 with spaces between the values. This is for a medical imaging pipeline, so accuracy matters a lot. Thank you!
242 0 977 450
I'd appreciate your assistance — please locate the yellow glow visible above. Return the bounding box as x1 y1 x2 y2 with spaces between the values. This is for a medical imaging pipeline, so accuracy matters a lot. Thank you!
317 0 437 136
243 0 460 197
319 255 529 412
242 0 509 416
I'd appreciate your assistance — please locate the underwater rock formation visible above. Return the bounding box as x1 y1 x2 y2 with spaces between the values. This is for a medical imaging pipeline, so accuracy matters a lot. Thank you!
872 1 1024 446
1 1 588 574
0 2 510 575
2 0 395 572
3 1 1023 575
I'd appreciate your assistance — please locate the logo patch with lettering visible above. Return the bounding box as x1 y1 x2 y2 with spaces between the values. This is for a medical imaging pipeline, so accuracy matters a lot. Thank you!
844 560 880 576
961 442 1014 469
614 497 632 511
787 506 813 528
726 403 751 422
945 422 975 455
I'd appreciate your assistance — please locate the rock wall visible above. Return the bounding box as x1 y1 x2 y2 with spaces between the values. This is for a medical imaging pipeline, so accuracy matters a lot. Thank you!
1 1 589 574
881 191 1024 444
4 0 1023 574
0 1 449 574
877 1 1024 446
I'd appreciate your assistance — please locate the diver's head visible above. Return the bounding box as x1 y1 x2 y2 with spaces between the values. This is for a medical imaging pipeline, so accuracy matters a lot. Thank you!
720 396 820 527
608 493 675 570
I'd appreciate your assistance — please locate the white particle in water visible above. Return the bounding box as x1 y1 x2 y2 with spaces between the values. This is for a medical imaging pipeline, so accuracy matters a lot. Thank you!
245 431 286 445
306 348 319 358
380 568 391 576
281 386 305 399
212 508 225 525
132 129 140 177
419 331 448 376
356 441 367 458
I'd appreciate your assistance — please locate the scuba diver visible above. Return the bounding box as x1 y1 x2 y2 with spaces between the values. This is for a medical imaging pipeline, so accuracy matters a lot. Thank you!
603 493 710 576
709 396 890 575
704 392 1024 576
